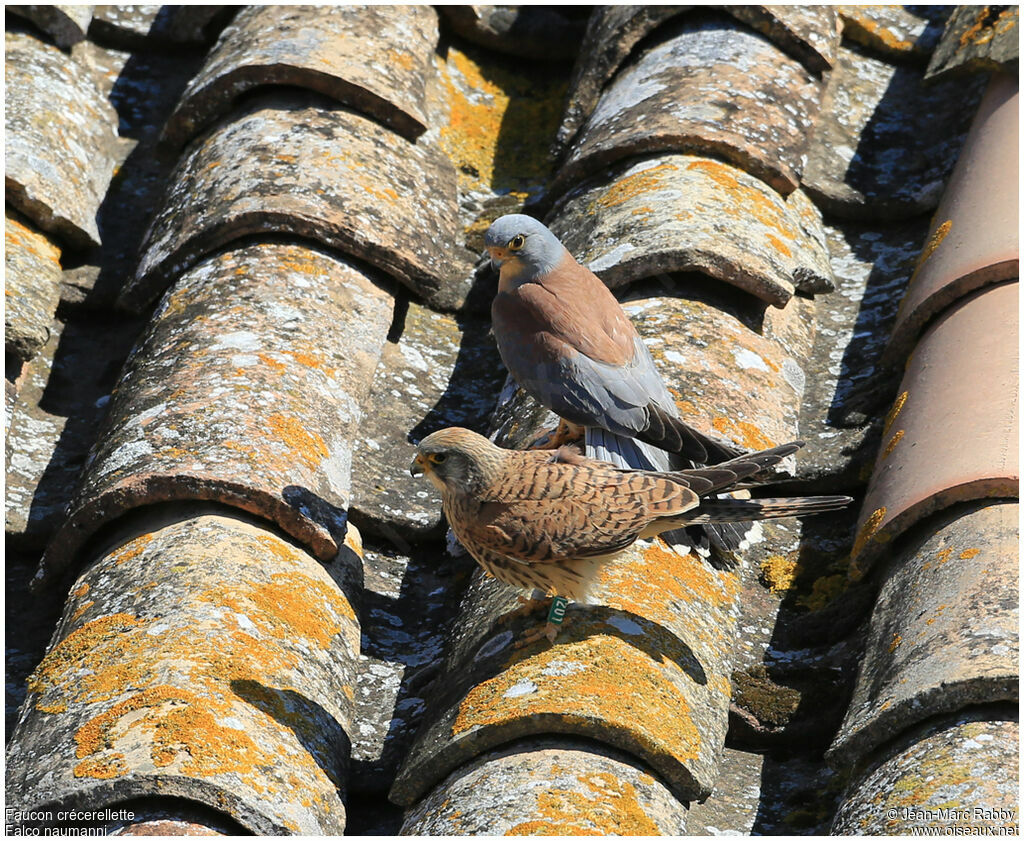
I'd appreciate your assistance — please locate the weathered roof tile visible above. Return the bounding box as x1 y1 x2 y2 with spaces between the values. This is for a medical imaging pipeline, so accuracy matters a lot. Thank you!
163 5 438 148
7 513 361 835
400 738 689 834
126 94 470 314
802 45 987 220
885 72 1019 367
350 302 505 541
5 31 120 249
837 5 950 62
555 15 825 197
87 5 228 48
548 154 834 308
7 5 93 48
831 501 1017 766
391 539 742 805
555 6 837 156
36 243 393 590
831 709 1019 834
851 281 1018 575
5 211 62 364
926 5 1020 80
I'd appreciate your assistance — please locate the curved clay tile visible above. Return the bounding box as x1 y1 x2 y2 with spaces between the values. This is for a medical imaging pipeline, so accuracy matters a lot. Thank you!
553 16 825 197
350 300 505 542
926 5 1020 81
802 46 987 221
87 5 228 48
5 32 119 249
831 709 1019 834
850 280 1018 576
832 502 1017 765
555 6 837 155
390 541 743 805
35 243 393 590
162 5 439 148
439 6 585 61
125 94 469 314
884 72 1019 367
5 211 62 364
836 5 950 63
547 154 834 308
8 513 362 835
400 738 689 834
7 5 93 48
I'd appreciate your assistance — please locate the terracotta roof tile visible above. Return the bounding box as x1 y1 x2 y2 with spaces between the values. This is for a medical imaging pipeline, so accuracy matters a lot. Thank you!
832 501 1018 765
350 301 505 541
5 211 63 363
836 5 951 62
802 45 987 219
36 243 394 590
7 5 93 48
126 93 471 314
885 71 1019 366
831 708 1019 834
556 6 838 156
549 154 834 308
5 31 119 249
554 14 826 197
926 5 1020 80
400 738 689 834
163 5 439 148
851 281 1018 574
7 512 362 835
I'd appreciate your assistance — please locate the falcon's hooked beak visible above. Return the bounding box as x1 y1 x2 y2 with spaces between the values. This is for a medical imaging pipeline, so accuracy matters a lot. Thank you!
410 453 428 477
486 245 508 273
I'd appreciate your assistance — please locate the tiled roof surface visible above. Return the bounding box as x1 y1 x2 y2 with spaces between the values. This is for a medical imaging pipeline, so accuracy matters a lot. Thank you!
5 5 1018 836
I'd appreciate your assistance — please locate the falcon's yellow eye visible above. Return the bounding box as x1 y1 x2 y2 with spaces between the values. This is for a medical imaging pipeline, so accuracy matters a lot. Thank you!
428 452 447 464
508 234 526 251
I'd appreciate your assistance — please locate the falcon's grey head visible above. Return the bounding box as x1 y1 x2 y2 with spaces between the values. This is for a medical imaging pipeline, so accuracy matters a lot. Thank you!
410 427 502 496
484 214 566 281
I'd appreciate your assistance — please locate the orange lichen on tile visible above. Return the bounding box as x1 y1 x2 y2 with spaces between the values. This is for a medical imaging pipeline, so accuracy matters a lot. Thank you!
889 632 902 653
505 771 661 836
851 507 887 561
438 46 566 196
761 553 799 595
111 533 154 566
712 416 776 451
882 429 905 459
257 352 287 373
959 548 981 560
267 412 328 471
71 601 95 622
959 6 1018 47
452 633 701 764
883 391 909 437
72 582 90 598
593 162 679 210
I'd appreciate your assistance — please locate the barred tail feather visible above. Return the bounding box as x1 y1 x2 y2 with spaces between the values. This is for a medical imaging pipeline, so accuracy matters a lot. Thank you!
684 496 853 523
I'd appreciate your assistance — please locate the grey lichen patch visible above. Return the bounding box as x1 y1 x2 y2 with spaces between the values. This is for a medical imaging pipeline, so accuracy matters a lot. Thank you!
831 710 1019 834
549 154 834 308
794 218 928 490
128 93 470 314
926 6 1019 80
830 502 1018 767
401 738 689 835
5 31 119 249
802 46 987 220
7 513 361 835
555 16 825 197
350 300 505 541
37 243 394 589
5 212 62 364
163 5 438 148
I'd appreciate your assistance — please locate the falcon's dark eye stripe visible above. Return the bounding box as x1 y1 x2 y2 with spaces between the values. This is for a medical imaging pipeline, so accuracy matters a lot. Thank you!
508 234 526 250
429 452 447 464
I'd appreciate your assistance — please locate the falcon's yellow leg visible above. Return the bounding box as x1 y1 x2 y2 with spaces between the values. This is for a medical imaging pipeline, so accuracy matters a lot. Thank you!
527 418 584 450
